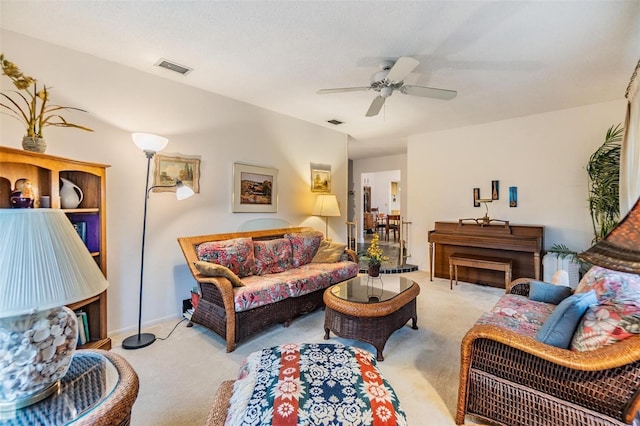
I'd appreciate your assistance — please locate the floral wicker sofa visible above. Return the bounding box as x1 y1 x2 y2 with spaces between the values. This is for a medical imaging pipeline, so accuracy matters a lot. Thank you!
457 266 640 426
177 227 358 352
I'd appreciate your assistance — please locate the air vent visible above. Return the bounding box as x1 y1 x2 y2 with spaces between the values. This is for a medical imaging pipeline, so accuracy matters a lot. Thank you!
155 58 193 75
327 119 344 125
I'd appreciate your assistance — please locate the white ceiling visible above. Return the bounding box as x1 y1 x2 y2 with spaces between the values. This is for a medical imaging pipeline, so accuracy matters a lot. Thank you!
1 1 639 159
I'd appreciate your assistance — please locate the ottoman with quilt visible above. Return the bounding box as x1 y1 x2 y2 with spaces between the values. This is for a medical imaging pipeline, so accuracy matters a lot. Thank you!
207 343 407 425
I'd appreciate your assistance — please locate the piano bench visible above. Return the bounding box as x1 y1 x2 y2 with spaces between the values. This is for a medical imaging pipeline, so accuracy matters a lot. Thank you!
449 253 512 290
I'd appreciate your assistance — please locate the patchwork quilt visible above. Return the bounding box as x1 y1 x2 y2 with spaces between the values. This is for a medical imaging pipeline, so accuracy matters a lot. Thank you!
225 343 407 426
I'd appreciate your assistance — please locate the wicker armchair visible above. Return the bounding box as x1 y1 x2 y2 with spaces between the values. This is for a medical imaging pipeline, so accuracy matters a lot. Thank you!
456 279 640 426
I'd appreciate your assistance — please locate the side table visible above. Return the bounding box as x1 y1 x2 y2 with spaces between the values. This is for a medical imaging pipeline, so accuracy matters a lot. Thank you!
0 349 139 426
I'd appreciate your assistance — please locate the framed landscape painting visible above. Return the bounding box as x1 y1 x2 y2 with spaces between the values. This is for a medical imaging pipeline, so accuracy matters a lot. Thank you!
310 163 331 193
153 154 200 194
233 163 278 212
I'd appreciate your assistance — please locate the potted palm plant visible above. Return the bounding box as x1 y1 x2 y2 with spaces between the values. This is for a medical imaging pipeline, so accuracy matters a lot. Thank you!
548 123 624 275
0 54 93 153
587 123 624 243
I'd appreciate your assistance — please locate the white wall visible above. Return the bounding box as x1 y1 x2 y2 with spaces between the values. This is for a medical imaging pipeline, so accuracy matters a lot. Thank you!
1 31 349 335
407 99 627 272
352 153 407 242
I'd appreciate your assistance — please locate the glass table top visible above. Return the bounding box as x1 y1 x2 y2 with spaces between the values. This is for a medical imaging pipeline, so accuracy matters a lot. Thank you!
329 275 415 303
0 352 118 425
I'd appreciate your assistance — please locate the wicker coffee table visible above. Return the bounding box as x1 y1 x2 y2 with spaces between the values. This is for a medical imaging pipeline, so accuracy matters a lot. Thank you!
323 275 420 361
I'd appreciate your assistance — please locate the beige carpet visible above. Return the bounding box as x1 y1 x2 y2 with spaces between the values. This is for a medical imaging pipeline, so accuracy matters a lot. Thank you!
110 271 503 425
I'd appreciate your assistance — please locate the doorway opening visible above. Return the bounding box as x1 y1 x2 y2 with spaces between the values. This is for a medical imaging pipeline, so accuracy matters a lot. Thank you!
358 170 415 273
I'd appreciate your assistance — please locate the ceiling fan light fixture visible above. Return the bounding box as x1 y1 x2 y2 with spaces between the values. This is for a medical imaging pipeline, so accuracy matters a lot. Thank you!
380 86 394 98
317 56 456 117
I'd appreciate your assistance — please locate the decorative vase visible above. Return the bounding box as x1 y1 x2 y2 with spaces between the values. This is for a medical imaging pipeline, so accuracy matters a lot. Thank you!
9 178 34 208
59 177 83 209
368 264 381 277
22 136 46 153
0 306 78 408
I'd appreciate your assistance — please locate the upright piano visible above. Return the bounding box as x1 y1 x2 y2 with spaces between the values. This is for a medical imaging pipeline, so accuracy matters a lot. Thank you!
428 221 544 289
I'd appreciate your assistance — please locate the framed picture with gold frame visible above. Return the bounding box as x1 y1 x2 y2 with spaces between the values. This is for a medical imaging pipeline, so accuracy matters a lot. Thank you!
310 163 331 193
153 153 200 194
233 162 278 213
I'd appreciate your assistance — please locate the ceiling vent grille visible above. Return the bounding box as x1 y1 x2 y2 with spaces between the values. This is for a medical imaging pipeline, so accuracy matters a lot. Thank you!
327 119 344 125
155 58 193 75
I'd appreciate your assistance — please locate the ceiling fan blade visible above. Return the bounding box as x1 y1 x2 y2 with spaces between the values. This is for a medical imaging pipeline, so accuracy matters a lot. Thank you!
386 57 419 83
317 86 371 94
400 85 457 100
366 96 386 117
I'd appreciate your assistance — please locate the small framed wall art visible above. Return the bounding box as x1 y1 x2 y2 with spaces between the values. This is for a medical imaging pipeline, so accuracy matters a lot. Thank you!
509 186 518 207
233 162 278 213
153 154 200 194
310 163 331 193
473 188 481 207
492 180 499 200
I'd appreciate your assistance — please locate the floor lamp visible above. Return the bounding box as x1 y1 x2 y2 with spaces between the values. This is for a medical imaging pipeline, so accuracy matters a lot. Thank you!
122 133 195 350
312 194 341 237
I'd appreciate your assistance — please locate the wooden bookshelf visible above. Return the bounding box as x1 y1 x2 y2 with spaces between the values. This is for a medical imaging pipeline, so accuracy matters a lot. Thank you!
0 146 111 350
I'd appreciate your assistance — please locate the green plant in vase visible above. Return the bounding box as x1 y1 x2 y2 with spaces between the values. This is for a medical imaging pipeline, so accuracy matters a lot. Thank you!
0 54 93 153
362 233 389 277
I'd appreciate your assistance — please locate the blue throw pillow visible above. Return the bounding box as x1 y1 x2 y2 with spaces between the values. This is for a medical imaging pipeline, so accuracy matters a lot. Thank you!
529 281 572 305
535 290 598 349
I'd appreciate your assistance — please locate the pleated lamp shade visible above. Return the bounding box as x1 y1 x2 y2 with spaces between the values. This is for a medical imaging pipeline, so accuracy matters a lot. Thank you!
312 194 341 217
0 209 109 318
579 196 640 273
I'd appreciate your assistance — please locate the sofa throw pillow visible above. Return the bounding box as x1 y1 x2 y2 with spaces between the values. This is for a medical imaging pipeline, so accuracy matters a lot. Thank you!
311 239 346 263
194 261 244 287
535 290 597 349
529 281 572 305
285 231 324 267
253 238 293 275
196 237 255 278
571 301 640 351
575 265 640 303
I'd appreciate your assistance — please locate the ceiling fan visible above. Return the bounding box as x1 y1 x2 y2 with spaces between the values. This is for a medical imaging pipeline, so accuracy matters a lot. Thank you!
317 57 457 117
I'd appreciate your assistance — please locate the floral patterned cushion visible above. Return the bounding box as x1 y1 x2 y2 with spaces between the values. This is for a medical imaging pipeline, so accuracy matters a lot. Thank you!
575 265 640 303
233 261 359 312
476 294 556 338
225 343 407 425
253 238 293 275
571 301 640 351
285 231 324 267
196 237 255 278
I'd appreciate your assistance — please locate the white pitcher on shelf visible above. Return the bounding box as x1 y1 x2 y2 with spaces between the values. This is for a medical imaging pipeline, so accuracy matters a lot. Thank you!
60 177 83 209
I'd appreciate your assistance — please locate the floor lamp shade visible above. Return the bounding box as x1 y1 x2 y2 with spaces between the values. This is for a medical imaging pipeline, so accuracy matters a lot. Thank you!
579 196 640 273
0 209 109 410
132 132 168 153
313 194 341 236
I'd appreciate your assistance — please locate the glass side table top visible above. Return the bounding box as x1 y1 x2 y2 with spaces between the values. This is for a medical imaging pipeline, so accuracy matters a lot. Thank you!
329 275 415 303
0 351 118 426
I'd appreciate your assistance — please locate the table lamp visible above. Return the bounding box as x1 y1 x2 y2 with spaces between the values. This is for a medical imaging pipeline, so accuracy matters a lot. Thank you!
312 194 341 236
0 209 109 411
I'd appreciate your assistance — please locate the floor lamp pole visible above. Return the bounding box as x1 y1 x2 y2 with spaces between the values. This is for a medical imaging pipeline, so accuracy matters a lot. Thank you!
122 151 156 350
